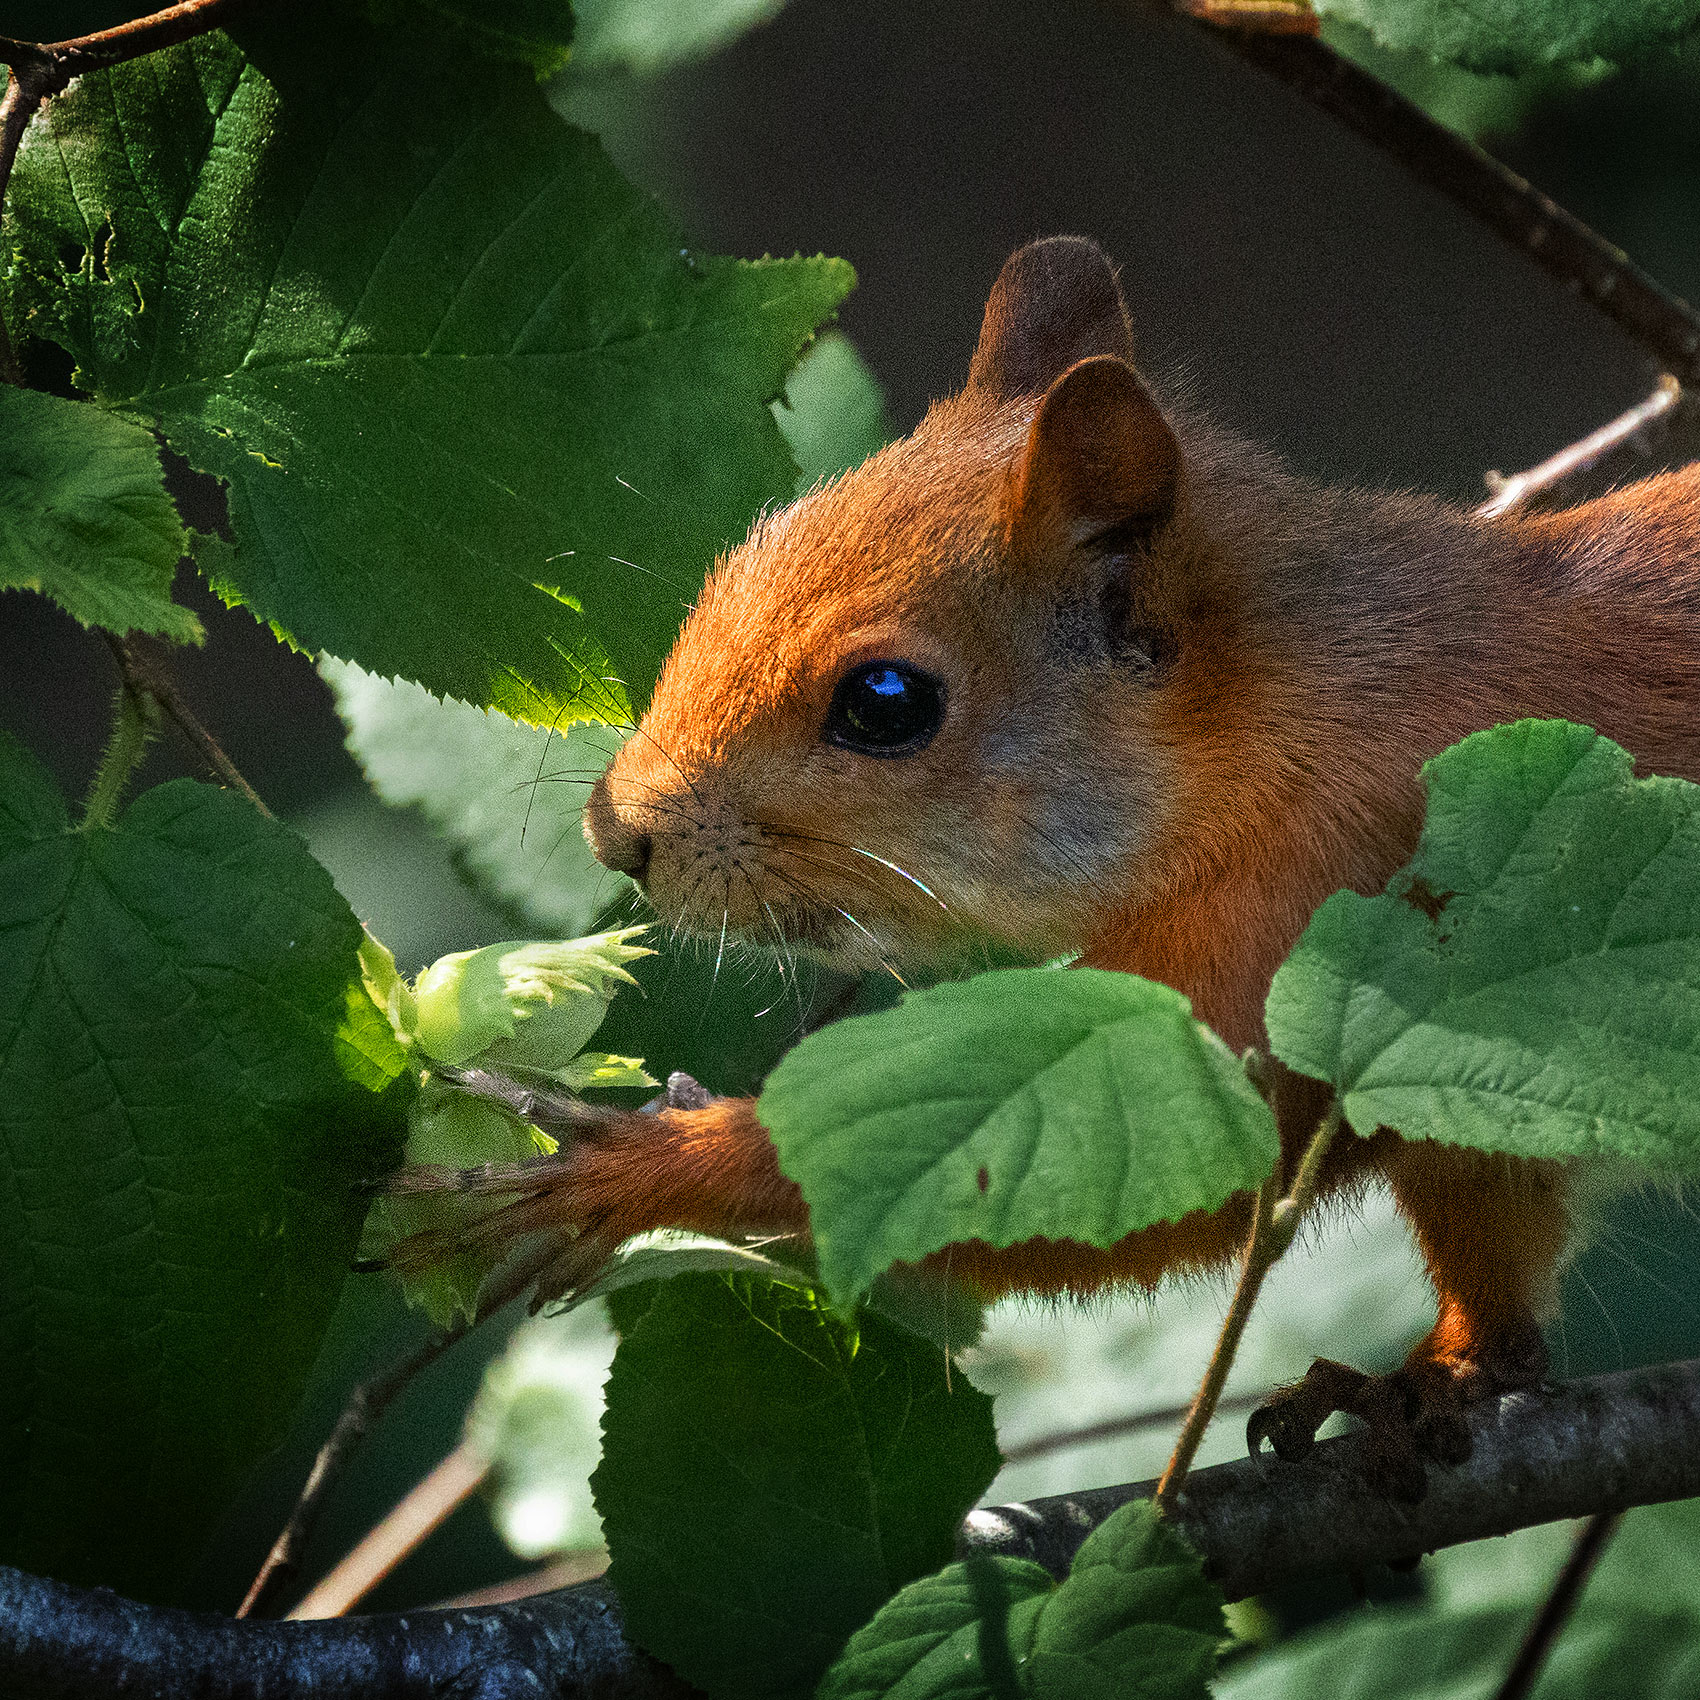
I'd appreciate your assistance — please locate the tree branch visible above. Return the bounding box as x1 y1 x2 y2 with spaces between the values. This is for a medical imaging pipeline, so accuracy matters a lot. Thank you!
0 0 251 87
7 1358 1700 1696
1475 374 1682 518
965 1356 1700 1599
287 1441 489 1622
0 1572 700 1700
1163 11 1700 380
1493 1509 1622 1700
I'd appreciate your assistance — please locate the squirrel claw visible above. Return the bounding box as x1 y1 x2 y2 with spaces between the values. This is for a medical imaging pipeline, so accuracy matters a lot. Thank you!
1248 1330 1549 1502
1248 1357 1436 1502
1246 1357 1375 1464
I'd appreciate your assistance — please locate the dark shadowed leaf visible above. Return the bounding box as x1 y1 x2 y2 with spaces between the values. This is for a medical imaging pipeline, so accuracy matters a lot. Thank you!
0 734 408 1600
0 385 198 642
818 1500 1221 1700
593 1272 1000 1699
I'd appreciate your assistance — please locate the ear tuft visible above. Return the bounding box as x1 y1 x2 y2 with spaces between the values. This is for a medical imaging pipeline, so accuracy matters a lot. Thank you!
967 236 1135 400
1007 355 1179 549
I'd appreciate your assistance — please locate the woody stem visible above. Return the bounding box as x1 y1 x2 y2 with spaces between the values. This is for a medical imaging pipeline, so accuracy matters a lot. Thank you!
103 635 272 817
1155 1097 1343 1508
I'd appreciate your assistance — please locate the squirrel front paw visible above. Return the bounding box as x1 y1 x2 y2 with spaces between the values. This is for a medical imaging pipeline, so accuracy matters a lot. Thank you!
377 1065 806 1309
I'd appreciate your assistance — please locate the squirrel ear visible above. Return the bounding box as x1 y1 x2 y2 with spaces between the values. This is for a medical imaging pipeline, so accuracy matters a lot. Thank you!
1005 355 1179 551
967 236 1135 399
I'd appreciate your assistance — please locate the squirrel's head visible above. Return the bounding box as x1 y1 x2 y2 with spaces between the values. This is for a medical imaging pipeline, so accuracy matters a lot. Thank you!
585 236 1252 974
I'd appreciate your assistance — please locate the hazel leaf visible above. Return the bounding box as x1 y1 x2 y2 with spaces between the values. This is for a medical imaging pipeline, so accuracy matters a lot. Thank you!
0 386 198 643
759 968 1278 1306
1267 721 1700 1166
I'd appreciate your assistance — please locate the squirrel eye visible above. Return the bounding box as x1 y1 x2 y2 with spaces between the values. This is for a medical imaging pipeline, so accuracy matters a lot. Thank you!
822 661 945 758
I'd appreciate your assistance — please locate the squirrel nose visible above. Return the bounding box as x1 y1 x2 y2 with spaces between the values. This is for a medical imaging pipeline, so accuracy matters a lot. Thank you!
609 832 652 886
584 773 654 885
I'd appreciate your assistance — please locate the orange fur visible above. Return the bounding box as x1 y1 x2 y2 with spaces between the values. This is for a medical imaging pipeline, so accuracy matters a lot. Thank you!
562 238 1700 1400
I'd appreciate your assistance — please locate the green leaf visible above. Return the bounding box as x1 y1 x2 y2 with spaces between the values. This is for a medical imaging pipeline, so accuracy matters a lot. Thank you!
775 330 892 492
1023 1503 1221 1699
0 735 408 1600
5 7 853 722
818 1557 1055 1700
593 1272 1001 1700
546 1049 657 1091
866 1264 988 1357
818 1501 1221 1700
1266 721 1700 1165
569 0 790 74
577 1231 802 1309
1315 0 1700 73
324 659 622 935
0 385 198 642
759 968 1279 1305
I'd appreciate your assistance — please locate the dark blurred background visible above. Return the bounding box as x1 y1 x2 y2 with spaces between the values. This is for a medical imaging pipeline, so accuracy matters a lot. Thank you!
6 0 1700 1614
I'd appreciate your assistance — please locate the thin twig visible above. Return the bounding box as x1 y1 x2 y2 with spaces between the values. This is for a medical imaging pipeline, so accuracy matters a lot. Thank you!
1476 375 1682 518
0 0 250 84
430 1550 609 1610
1154 1098 1343 1508
237 1245 556 1620
288 1441 490 1621
103 634 272 818
1163 15 1700 380
1493 1510 1623 1700
999 1393 1263 1465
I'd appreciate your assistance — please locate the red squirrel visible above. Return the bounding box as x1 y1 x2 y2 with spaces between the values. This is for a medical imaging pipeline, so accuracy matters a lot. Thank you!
424 237 1700 1470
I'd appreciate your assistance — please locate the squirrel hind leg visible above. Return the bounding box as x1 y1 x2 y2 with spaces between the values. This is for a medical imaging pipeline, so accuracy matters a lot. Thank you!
1390 1140 1567 1398
1248 1142 1568 1500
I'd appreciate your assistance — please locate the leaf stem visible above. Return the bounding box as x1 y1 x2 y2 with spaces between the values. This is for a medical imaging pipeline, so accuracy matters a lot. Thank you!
80 679 159 830
1154 1095 1343 1509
